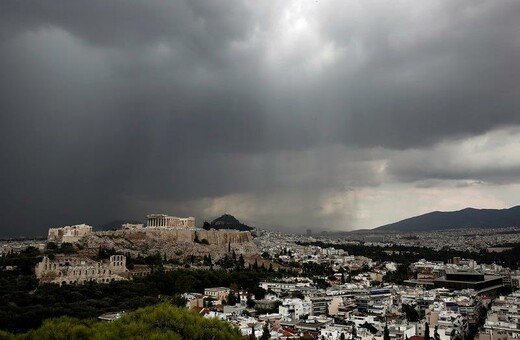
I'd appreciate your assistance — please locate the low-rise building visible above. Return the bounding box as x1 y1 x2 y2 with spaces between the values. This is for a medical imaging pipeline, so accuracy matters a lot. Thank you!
204 287 230 304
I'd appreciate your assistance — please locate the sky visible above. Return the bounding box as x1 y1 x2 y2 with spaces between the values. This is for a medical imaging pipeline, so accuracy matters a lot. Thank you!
1 1 520 237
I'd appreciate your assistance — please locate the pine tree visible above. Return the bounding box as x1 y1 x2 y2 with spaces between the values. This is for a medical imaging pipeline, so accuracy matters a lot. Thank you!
250 324 257 340
259 321 270 340
383 324 390 340
239 254 245 269
227 291 238 305
424 322 430 340
434 325 440 340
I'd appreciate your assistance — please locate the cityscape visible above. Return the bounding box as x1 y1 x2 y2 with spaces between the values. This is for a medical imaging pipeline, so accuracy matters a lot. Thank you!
2 0 520 339
2 211 520 339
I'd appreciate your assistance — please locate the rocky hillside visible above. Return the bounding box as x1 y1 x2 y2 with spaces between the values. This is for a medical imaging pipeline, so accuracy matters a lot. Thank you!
78 228 258 260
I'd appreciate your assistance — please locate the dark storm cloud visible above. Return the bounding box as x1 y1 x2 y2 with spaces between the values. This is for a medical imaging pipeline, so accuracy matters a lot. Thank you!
1 0 520 236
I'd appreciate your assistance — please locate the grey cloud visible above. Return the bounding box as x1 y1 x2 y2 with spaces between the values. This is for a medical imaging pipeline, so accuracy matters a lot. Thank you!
1 0 520 235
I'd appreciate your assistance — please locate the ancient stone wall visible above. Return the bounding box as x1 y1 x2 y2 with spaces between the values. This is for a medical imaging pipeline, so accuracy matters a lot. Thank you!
48 224 93 243
195 229 253 245
35 254 128 285
95 228 252 245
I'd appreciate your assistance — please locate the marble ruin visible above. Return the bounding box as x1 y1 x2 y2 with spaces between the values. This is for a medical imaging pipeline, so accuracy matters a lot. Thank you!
146 214 195 229
35 254 128 285
48 224 93 244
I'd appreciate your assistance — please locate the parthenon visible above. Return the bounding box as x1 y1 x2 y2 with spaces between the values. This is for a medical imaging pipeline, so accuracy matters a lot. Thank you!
146 214 195 229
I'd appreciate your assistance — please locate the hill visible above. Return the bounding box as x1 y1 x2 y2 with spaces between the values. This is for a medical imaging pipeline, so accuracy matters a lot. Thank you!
210 214 253 231
374 206 520 232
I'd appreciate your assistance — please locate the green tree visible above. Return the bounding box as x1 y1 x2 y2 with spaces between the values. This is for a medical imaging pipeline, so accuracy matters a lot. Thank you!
250 323 257 340
227 291 238 306
402 304 419 322
424 322 430 340
384 324 390 340
259 321 270 340
434 325 440 340
3 303 242 340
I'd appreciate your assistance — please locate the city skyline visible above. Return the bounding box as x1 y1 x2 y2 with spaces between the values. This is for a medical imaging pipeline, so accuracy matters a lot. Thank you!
1 1 520 236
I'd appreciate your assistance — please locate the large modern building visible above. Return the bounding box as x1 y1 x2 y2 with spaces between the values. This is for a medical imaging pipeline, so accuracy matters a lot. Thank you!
146 214 195 229
434 270 503 294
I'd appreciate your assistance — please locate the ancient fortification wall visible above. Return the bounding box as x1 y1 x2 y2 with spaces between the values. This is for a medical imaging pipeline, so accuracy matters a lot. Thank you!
48 224 93 243
94 228 252 245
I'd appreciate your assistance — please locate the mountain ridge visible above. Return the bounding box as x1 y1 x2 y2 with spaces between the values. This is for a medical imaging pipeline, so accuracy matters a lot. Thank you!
372 205 520 232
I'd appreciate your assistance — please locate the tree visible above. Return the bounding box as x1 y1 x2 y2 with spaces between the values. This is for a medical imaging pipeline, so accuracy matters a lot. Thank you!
203 221 211 230
259 321 271 340
246 298 256 309
434 325 440 340
46 242 58 251
384 324 390 340
2 303 242 339
227 291 238 306
424 322 430 340
250 323 257 340
402 304 419 322
239 254 245 269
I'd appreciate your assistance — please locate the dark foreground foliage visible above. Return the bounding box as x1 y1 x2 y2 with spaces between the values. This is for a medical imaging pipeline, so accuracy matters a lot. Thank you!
0 303 242 340
0 268 278 333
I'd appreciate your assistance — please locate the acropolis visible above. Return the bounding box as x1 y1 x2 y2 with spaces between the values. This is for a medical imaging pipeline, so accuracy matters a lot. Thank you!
146 214 195 229
48 224 92 244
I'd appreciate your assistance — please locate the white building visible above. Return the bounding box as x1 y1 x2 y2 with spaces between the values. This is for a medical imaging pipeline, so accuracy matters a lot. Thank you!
146 214 195 229
278 298 312 321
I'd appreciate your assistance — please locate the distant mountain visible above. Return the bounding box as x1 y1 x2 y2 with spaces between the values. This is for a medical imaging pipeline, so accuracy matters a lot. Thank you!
209 214 253 231
373 206 520 232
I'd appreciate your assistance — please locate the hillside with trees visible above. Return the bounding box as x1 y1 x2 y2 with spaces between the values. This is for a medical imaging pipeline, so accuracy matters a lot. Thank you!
0 303 241 340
